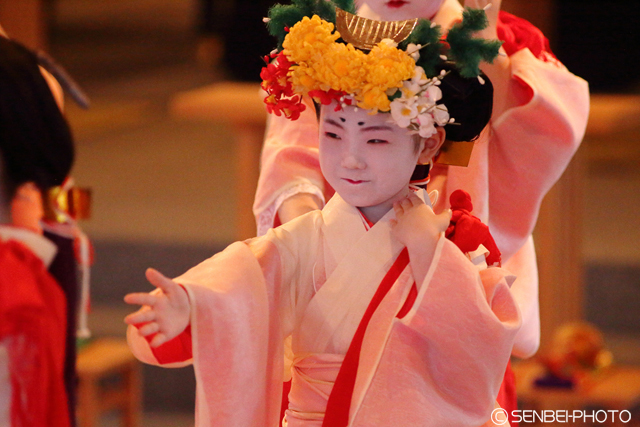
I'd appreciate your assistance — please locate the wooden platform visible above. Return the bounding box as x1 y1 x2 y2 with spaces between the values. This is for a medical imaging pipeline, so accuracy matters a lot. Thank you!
76 338 141 427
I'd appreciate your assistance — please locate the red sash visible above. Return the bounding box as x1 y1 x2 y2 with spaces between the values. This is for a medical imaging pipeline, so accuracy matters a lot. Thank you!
320 246 517 426
322 248 411 426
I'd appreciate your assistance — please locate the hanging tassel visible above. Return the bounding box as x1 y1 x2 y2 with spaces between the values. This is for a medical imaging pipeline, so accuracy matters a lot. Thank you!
49 177 94 339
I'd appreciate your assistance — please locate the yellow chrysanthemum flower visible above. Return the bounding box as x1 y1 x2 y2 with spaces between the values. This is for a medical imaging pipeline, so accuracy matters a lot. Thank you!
283 15 340 64
358 85 392 112
282 16 417 113
366 42 415 87
319 43 367 93
289 63 322 94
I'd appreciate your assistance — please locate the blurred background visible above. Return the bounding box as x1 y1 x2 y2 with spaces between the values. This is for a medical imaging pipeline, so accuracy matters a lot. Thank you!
1 0 639 425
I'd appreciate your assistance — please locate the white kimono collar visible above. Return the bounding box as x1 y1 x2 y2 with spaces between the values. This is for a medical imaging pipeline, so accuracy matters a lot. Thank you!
0 225 57 267
321 187 431 263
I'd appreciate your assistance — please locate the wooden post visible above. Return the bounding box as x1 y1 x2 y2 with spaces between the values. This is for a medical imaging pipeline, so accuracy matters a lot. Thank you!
534 151 585 351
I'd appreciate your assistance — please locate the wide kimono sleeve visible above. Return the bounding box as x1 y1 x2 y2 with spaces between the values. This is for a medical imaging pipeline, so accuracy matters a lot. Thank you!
487 13 590 260
127 213 322 427
352 237 521 426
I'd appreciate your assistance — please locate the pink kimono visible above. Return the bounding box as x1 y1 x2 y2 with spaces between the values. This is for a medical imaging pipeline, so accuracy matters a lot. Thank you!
253 0 590 358
128 189 521 426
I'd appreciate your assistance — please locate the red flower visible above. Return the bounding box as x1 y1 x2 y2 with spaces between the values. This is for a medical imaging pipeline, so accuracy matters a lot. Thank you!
308 89 346 106
261 51 306 120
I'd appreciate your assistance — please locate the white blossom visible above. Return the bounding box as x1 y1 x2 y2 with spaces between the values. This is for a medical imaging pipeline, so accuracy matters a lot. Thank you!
433 105 450 126
417 113 437 138
390 98 418 128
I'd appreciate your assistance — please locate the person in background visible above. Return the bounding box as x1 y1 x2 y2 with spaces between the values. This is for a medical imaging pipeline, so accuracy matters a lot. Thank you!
0 35 76 427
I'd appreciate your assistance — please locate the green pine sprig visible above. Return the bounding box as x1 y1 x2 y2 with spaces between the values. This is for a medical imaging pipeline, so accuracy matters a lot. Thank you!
445 7 502 78
399 19 443 78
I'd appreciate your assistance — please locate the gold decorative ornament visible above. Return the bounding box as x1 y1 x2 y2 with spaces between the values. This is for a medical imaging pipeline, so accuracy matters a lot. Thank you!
45 185 92 222
435 140 476 167
335 8 418 50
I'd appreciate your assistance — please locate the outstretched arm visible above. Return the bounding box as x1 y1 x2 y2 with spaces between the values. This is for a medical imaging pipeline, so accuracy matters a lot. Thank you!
124 268 191 348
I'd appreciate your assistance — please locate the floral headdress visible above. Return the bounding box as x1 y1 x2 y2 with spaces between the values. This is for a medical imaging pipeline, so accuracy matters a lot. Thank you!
261 0 501 141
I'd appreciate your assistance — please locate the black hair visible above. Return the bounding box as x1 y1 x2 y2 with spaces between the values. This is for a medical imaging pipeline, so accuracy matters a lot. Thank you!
439 62 493 142
0 37 74 198
410 64 493 184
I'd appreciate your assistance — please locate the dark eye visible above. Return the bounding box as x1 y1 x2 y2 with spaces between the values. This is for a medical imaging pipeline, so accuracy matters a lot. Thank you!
367 139 388 144
325 132 341 139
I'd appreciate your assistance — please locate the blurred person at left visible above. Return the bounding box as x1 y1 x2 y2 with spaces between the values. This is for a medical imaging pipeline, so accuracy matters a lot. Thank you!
0 31 76 427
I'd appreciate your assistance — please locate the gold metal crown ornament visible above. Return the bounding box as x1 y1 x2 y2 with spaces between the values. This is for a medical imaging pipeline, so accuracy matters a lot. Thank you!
335 8 418 50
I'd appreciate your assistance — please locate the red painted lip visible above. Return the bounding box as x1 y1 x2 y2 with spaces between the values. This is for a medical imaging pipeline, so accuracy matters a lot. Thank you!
386 0 408 8
343 178 367 184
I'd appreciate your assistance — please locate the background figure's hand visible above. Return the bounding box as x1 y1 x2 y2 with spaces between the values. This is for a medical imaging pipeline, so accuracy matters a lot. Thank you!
465 0 513 120
124 268 191 348
464 0 501 40
277 192 322 224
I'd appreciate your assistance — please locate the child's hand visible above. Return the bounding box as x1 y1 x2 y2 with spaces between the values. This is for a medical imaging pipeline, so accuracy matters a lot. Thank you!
391 192 451 248
464 0 500 40
124 268 191 348
391 193 451 284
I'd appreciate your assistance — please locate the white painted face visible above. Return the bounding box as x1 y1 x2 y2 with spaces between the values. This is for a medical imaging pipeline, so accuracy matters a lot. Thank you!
319 103 421 223
361 0 446 21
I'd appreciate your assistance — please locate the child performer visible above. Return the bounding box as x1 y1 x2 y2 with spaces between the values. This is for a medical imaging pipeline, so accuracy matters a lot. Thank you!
254 0 590 365
0 36 76 427
125 5 521 426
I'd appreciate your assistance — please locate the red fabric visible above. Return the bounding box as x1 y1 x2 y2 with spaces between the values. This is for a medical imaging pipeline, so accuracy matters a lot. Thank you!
140 324 193 365
497 11 557 61
280 380 292 424
134 284 193 364
497 361 518 427
323 248 411 427
0 239 70 427
396 282 417 319
446 189 502 267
